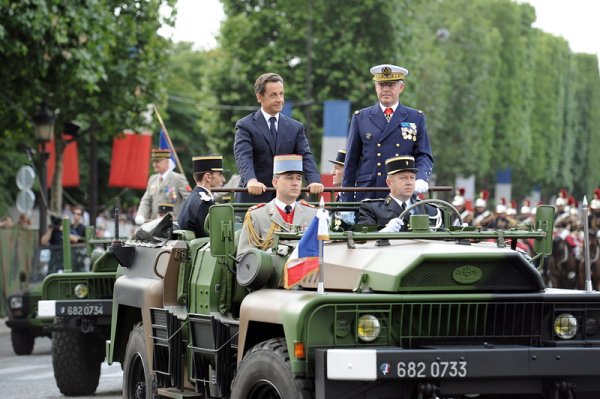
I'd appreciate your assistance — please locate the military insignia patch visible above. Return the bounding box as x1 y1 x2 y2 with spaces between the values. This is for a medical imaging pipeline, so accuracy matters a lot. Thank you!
366 132 373 140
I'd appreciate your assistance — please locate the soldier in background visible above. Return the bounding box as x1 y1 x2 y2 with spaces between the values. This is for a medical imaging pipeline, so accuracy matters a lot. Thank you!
178 156 226 238
518 199 535 225
135 149 191 224
157 203 174 218
554 188 570 228
589 189 600 234
452 187 473 226
473 190 494 229
489 198 518 230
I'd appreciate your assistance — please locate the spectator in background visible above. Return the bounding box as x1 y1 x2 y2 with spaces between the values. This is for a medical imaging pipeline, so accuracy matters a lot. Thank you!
69 206 86 243
0 215 13 228
17 213 32 228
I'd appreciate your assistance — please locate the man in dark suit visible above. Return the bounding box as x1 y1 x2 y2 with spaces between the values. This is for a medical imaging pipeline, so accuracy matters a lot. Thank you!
359 155 440 231
342 64 434 202
234 72 323 203
178 155 226 238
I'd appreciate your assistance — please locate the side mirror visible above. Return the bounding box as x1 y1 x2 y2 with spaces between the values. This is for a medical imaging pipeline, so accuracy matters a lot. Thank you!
533 205 555 256
209 204 235 257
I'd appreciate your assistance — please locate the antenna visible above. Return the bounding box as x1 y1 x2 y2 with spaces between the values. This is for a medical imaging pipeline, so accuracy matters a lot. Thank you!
582 196 593 292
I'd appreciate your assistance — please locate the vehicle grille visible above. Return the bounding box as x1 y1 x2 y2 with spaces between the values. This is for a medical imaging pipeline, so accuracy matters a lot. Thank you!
51 276 115 300
311 301 600 349
395 302 543 347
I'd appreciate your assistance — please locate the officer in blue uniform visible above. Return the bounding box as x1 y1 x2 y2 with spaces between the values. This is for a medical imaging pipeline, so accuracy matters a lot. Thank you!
178 155 226 238
342 64 433 201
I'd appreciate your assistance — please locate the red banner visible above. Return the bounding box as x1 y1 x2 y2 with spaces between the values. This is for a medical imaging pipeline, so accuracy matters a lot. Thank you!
108 132 152 190
43 136 80 187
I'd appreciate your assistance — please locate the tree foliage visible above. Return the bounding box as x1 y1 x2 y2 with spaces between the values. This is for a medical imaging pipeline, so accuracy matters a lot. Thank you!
0 0 175 215
178 0 600 201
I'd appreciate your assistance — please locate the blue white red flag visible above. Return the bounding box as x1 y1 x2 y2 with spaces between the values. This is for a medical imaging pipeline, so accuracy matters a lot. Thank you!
159 129 176 171
284 203 329 288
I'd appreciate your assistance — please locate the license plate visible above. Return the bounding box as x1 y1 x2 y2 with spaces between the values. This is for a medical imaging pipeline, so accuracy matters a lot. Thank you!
377 353 469 379
401 360 466 378
56 302 105 317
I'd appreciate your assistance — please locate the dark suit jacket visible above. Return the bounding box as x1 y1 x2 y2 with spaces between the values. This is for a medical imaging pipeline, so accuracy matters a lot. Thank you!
342 103 434 201
234 110 321 203
358 195 439 230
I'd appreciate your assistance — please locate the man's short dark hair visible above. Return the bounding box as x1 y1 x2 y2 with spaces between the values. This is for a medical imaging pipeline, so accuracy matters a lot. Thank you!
254 73 284 95
193 171 210 183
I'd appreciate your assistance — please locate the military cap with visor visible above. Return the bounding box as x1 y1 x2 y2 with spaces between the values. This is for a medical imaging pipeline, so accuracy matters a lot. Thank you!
385 155 418 175
273 154 303 175
328 149 346 166
370 64 409 82
158 203 174 214
192 155 224 173
151 149 171 161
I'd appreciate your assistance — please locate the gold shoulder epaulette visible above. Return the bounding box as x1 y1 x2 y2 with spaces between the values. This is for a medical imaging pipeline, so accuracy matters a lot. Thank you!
248 203 266 211
300 199 315 208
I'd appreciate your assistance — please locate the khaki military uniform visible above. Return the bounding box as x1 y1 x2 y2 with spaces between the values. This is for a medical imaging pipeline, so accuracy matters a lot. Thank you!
137 171 190 221
237 199 317 255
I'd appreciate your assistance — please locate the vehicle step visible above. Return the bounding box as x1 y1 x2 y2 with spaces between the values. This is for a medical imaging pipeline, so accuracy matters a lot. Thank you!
157 387 202 398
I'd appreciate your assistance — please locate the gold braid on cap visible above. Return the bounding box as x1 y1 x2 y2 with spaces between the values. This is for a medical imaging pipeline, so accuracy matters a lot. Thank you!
243 211 280 251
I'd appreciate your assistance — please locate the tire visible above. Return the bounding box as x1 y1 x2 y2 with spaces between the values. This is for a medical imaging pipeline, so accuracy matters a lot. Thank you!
52 326 104 396
231 338 313 399
123 323 153 399
11 329 34 355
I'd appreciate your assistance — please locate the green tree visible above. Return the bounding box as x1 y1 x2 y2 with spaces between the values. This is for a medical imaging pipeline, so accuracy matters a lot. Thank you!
0 0 176 217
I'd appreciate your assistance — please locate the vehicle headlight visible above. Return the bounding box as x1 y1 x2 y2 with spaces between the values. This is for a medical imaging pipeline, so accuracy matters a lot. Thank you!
554 313 578 339
9 296 23 309
74 284 89 299
357 314 381 342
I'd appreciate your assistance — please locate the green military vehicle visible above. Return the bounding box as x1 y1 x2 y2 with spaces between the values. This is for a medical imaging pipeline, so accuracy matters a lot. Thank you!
105 201 600 398
5 253 52 355
5 219 90 356
38 219 119 396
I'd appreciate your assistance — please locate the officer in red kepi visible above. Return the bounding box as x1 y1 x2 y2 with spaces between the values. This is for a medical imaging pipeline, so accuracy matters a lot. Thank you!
342 64 433 202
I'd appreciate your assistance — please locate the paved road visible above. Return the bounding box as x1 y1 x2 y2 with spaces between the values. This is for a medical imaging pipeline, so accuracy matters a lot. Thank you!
0 322 122 398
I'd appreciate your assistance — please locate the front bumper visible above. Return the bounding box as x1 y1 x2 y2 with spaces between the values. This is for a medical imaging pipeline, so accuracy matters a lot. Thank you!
315 345 600 397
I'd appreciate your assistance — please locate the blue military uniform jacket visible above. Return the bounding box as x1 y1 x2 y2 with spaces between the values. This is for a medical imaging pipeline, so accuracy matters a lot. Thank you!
342 103 434 201
177 186 214 238
358 195 439 230
234 110 321 203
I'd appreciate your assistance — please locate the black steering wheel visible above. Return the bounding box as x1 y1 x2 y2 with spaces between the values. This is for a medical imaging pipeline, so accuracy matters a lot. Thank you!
398 198 463 229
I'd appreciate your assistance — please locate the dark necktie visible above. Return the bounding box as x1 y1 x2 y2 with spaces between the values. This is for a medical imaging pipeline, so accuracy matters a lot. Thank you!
384 107 393 122
284 205 292 214
269 116 277 142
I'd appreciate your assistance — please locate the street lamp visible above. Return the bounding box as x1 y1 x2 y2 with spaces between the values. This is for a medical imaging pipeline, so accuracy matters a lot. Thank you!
33 102 55 242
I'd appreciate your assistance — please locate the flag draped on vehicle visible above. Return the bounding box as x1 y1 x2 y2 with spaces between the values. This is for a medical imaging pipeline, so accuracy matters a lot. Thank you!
284 205 329 288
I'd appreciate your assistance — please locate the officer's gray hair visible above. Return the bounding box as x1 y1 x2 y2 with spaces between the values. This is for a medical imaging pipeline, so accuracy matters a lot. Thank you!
255 73 284 95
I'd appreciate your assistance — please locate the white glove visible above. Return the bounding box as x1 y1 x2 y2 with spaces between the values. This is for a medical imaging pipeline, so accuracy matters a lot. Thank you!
414 179 429 194
338 211 355 225
134 214 145 225
380 217 404 233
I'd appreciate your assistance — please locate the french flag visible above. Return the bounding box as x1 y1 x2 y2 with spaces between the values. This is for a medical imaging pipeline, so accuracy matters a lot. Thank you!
159 129 177 172
284 204 329 288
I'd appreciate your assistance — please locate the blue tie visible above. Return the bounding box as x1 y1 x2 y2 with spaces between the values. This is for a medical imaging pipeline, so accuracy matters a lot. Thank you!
269 116 277 143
